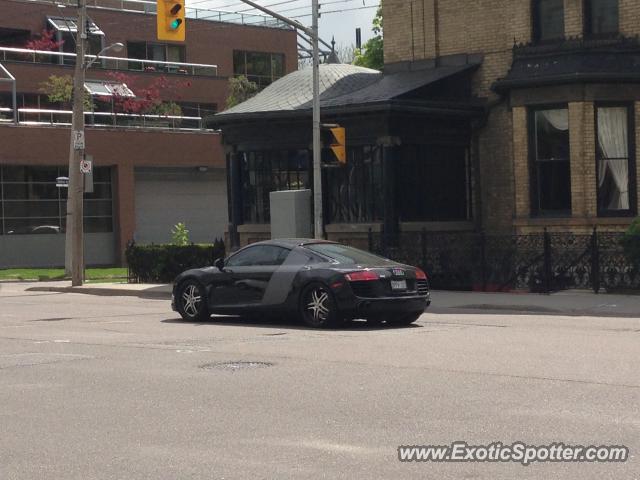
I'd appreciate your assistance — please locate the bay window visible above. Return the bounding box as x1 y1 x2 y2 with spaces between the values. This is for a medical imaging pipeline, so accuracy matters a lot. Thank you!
531 108 572 215
596 105 635 215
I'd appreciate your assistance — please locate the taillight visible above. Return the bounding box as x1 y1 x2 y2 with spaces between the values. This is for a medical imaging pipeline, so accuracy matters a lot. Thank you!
344 270 379 282
415 268 428 280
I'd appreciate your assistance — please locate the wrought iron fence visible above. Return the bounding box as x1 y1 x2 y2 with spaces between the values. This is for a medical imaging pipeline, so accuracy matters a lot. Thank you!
360 228 640 293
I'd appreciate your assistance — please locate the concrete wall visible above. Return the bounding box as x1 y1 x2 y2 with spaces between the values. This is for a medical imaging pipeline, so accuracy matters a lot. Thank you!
0 233 115 268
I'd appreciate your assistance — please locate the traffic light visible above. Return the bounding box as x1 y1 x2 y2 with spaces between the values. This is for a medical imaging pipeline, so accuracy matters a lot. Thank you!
157 0 185 42
322 126 346 165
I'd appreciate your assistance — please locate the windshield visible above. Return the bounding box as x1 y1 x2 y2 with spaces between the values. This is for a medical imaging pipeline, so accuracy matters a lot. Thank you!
304 243 392 265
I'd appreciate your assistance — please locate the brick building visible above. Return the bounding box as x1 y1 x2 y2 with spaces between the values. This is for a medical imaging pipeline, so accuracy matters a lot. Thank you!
384 0 640 234
0 0 296 267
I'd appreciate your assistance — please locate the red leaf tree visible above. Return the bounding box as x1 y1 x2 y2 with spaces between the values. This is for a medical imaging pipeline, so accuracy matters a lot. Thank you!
100 72 191 115
25 29 64 51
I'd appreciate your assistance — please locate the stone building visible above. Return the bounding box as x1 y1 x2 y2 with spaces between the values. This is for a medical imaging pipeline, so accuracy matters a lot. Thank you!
384 0 640 234
213 0 639 255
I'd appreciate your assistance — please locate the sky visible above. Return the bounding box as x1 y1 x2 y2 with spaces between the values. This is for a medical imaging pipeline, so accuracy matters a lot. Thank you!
185 0 379 51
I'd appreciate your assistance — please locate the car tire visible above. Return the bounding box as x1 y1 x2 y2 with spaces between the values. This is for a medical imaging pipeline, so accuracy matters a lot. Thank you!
176 279 210 322
299 282 343 328
387 312 422 327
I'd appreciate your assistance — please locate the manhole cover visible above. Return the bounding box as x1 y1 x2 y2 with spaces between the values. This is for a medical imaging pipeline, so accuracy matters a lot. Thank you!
200 361 273 372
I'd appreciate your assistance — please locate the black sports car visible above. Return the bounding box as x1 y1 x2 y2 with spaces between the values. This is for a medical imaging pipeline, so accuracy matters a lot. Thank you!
172 239 431 328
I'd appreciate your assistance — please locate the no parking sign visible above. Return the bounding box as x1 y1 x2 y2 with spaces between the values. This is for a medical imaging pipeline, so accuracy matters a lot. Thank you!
80 158 92 174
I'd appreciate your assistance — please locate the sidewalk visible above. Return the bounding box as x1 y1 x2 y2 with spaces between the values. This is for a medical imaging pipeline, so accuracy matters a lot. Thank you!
26 281 172 299
431 290 639 317
21 281 639 317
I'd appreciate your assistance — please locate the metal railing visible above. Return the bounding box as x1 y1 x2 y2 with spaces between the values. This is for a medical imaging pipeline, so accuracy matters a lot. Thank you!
0 46 218 77
0 107 209 131
357 228 640 293
32 0 291 29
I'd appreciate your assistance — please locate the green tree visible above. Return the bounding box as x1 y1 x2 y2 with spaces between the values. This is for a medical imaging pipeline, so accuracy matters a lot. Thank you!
40 75 93 110
353 3 383 70
225 75 259 109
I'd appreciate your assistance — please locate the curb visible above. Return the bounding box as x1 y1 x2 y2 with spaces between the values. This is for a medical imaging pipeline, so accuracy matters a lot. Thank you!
27 286 171 299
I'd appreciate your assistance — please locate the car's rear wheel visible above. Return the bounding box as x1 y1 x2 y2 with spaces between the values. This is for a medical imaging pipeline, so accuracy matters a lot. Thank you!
177 279 210 322
387 312 422 327
299 283 343 328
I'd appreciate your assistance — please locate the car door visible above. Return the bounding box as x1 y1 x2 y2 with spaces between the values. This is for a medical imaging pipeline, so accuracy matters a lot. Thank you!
211 245 290 308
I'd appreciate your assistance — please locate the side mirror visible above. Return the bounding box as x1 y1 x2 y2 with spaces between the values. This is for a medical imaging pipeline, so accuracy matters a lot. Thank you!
214 258 225 271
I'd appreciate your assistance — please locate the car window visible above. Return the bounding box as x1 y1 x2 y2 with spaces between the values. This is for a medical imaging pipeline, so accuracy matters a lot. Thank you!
226 245 290 267
303 244 391 265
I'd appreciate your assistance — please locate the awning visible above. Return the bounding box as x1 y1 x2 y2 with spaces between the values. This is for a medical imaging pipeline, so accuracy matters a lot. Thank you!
84 81 135 97
47 16 105 36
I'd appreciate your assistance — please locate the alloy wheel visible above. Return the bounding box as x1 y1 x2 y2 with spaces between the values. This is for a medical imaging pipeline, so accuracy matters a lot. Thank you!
306 288 330 323
181 284 202 317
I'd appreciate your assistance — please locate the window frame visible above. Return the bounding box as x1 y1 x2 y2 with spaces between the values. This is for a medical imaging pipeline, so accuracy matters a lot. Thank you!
232 50 286 88
594 102 637 217
225 244 291 267
528 105 573 217
532 0 566 43
0 165 114 235
126 41 186 71
584 0 619 38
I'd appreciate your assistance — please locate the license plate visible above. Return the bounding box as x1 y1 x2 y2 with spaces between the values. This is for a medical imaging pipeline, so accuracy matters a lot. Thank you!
391 280 407 291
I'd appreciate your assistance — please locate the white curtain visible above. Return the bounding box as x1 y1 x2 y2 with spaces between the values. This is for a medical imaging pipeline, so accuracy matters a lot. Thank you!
539 109 569 131
597 107 629 210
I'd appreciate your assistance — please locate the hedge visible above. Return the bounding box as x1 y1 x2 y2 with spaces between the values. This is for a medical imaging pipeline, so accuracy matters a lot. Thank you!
126 238 225 283
622 218 640 267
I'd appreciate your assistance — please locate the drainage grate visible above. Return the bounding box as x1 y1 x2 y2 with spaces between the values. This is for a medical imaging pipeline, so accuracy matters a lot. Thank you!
200 361 274 372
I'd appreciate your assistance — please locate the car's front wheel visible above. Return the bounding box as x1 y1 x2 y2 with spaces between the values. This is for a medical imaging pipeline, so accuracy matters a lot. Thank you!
299 283 343 328
176 279 210 322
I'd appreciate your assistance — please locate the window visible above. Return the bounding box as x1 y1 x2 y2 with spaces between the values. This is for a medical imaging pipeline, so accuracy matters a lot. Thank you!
325 146 384 224
127 42 186 71
530 108 572 215
84 81 135 98
596 105 635 215
233 51 285 88
304 243 391 265
240 150 310 224
226 245 290 267
585 0 619 36
48 17 104 66
396 145 470 222
533 0 565 42
0 28 30 47
0 166 113 235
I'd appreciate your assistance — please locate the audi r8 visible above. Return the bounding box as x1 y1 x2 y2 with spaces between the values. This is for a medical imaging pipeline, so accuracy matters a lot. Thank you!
172 239 430 328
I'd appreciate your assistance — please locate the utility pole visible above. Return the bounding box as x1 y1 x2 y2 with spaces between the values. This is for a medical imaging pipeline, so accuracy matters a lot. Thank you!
65 0 87 286
233 0 324 238
311 0 322 239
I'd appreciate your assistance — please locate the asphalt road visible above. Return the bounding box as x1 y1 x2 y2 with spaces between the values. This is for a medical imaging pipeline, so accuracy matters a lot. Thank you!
0 282 638 479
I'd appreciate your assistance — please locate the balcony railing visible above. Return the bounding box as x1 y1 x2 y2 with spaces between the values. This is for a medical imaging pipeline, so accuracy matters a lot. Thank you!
0 107 212 131
0 46 219 77
32 0 291 29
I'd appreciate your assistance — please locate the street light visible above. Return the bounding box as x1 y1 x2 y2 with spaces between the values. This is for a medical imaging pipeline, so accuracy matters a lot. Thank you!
64 0 124 286
85 42 124 69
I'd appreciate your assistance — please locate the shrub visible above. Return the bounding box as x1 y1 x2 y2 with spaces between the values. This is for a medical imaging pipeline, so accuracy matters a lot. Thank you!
621 218 640 268
126 238 225 283
171 222 190 246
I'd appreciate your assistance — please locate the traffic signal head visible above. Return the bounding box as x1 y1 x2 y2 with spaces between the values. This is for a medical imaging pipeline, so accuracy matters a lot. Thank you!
157 0 185 42
322 126 346 165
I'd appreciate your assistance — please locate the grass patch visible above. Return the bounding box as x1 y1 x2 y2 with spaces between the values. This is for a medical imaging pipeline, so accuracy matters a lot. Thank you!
0 267 127 282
